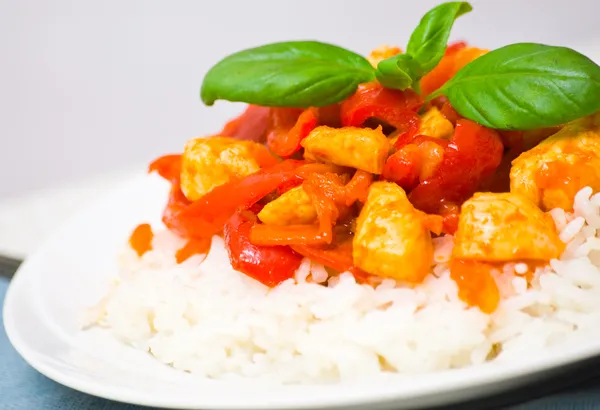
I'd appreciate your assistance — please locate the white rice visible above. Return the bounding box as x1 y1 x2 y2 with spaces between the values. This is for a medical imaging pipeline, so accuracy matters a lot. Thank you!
86 187 600 384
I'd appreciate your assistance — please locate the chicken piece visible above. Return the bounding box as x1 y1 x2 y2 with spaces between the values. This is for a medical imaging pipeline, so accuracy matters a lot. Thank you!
301 126 390 174
353 182 433 282
510 113 600 211
257 186 317 226
418 107 454 139
367 45 402 67
453 192 564 262
181 136 267 201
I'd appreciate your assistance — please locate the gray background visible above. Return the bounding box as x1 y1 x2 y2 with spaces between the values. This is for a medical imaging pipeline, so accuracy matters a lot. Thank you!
1 0 598 198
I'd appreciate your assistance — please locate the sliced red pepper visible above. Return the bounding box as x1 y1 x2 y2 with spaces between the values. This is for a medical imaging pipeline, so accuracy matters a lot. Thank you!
385 136 448 191
317 104 342 128
409 119 503 214
176 160 306 239
442 212 460 235
382 145 423 191
421 45 487 97
275 177 303 196
129 223 154 257
340 82 423 129
445 41 468 55
250 224 327 246
149 154 182 185
224 212 303 287
148 154 204 237
275 162 344 197
390 113 422 149
395 134 449 151
220 105 270 143
344 170 373 205
439 203 461 235
267 108 318 158
161 184 197 237
302 172 351 243
439 101 461 126
291 241 369 283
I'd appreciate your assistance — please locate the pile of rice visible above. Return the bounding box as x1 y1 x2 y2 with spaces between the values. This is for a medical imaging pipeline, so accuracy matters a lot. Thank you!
86 187 600 384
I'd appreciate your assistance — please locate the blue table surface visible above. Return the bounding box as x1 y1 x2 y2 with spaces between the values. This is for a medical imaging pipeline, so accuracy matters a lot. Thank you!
2 277 600 410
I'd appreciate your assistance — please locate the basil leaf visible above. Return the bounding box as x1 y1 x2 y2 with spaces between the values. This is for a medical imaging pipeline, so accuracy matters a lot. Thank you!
200 41 375 108
407 2 472 74
433 43 600 130
375 54 419 90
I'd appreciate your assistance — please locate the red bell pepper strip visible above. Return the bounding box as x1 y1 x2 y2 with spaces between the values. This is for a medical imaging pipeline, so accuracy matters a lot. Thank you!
149 155 304 240
441 212 460 235
219 105 270 143
161 184 197 238
248 170 372 248
439 101 461 126
291 241 369 283
176 160 306 239
302 172 352 243
267 108 318 158
317 104 342 128
390 114 422 149
382 145 423 191
445 41 468 55
344 170 373 205
250 224 327 246
148 155 196 237
385 135 449 192
148 154 182 185
275 163 346 196
409 119 503 214
340 82 423 129
421 43 487 97
224 212 303 287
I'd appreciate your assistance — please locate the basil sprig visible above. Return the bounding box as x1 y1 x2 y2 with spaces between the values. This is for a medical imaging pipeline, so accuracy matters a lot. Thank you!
199 2 600 130
374 1 471 92
407 2 472 74
430 43 600 130
201 41 375 108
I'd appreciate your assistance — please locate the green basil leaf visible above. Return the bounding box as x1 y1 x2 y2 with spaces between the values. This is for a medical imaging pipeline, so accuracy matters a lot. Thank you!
200 41 375 108
375 54 419 90
407 1 472 75
433 43 600 130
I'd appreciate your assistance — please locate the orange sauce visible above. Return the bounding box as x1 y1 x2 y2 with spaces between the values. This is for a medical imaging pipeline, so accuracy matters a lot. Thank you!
450 259 500 314
175 237 212 264
129 224 154 257
536 158 596 210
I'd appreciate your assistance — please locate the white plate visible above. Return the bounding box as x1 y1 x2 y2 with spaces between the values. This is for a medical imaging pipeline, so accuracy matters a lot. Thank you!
5 173 600 410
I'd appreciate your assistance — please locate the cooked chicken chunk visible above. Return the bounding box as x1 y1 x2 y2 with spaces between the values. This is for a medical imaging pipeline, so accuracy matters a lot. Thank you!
418 107 454 139
353 182 433 282
181 136 268 201
510 113 600 211
301 126 390 174
453 192 564 261
257 186 317 226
